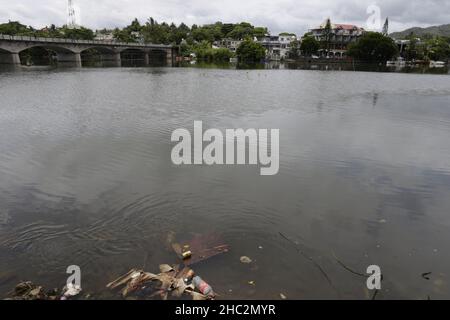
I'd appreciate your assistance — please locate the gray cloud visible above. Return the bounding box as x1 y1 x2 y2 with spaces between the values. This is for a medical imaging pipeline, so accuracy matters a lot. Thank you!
0 0 449 35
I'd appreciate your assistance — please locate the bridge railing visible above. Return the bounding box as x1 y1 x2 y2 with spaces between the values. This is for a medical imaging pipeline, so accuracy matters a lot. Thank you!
0 34 173 48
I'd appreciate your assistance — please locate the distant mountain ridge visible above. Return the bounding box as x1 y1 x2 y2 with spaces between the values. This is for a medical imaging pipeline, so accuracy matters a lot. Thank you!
390 24 450 39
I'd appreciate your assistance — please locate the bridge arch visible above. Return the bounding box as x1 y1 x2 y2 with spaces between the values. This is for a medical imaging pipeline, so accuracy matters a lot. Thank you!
0 46 12 53
80 46 120 67
148 49 168 66
18 44 76 54
120 48 147 67
17 45 77 66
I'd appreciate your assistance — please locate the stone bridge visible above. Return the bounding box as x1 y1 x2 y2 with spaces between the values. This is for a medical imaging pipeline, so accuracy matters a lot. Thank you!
0 34 177 67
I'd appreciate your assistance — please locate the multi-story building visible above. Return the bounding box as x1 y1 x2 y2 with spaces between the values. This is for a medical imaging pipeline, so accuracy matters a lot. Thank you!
310 21 364 58
216 38 243 53
256 34 297 60
215 34 297 61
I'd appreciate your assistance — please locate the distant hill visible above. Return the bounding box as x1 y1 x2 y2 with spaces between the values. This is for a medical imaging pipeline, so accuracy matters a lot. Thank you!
390 24 450 39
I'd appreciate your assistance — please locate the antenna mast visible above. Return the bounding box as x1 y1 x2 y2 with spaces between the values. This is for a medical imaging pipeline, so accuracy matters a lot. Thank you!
67 0 77 28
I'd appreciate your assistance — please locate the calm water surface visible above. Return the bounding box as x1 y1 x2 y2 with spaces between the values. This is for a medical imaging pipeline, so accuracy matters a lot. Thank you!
1 67 450 299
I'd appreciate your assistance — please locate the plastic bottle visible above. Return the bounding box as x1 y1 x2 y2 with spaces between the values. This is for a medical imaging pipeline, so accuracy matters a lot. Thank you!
192 276 215 297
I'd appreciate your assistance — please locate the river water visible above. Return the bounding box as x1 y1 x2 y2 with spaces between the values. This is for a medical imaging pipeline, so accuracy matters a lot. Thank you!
1 66 450 299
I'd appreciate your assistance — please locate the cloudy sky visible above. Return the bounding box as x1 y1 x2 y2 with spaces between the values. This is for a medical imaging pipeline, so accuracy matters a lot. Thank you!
0 0 449 35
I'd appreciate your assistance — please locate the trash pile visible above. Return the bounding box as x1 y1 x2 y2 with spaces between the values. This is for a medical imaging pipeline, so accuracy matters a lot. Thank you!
106 264 214 300
7 281 81 300
106 232 230 300
6 232 229 300
9 281 56 300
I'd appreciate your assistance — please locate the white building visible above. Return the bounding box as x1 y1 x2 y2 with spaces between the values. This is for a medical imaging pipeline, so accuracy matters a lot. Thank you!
256 34 297 60
216 38 243 53
130 31 145 44
215 33 297 61
94 31 114 42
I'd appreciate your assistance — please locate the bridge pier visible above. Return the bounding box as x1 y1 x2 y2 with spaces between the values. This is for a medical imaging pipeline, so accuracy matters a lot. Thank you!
0 52 21 65
144 52 150 66
166 49 173 66
57 52 82 67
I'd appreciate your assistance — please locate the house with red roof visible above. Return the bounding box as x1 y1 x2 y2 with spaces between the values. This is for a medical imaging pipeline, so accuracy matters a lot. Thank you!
310 20 365 58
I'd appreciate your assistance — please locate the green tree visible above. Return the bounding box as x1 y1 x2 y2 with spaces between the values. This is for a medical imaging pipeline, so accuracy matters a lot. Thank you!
191 41 234 62
226 22 266 40
34 24 62 38
113 18 146 43
221 23 235 36
0 21 34 36
192 27 215 43
300 35 320 56
288 40 301 58
347 32 398 63
129 18 141 32
236 39 266 62
113 28 136 42
427 37 450 61
404 35 424 60
253 27 268 38
179 43 191 57
60 26 94 40
141 18 171 44
279 32 296 36
228 23 253 40
213 48 234 62
168 22 190 44
322 18 332 53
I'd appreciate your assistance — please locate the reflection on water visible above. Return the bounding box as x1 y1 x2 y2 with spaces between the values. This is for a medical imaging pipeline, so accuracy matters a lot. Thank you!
182 60 450 74
1 67 450 299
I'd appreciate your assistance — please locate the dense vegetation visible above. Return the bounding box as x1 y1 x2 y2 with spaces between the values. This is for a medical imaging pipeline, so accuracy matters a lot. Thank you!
0 19 267 45
299 35 320 56
236 39 266 63
0 21 94 40
388 23 450 61
347 32 399 63
189 41 235 62
401 35 450 61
